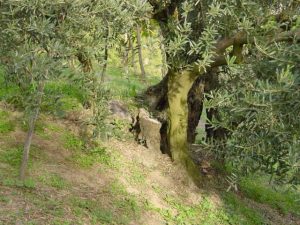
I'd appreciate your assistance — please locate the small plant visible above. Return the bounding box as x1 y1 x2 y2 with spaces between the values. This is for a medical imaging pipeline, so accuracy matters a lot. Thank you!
240 176 300 216
0 110 15 134
222 192 266 225
127 164 146 184
38 173 68 189
71 146 114 169
0 147 23 168
2 177 36 189
71 198 114 224
63 133 83 151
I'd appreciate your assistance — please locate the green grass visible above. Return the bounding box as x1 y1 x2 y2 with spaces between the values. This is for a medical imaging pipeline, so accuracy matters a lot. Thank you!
0 110 15 134
63 132 83 151
127 163 146 184
46 122 64 132
0 147 23 168
106 66 145 99
240 176 300 216
222 192 266 225
0 69 21 103
0 145 46 180
108 180 128 195
145 193 266 225
38 173 68 189
71 146 115 169
1 177 36 189
71 197 114 224
42 80 86 116
71 184 141 225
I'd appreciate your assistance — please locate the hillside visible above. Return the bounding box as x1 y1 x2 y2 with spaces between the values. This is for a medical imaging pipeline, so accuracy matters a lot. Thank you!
0 98 299 225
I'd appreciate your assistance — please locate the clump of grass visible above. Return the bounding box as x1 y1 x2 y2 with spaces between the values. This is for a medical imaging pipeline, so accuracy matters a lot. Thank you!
38 173 68 189
42 80 87 116
0 69 21 103
71 190 141 225
71 198 114 224
108 180 142 223
21 118 50 139
222 192 266 225
71 146 115 169
146 194 266 225
2 177 36 189
0 110 15 134
240 176 300 216
46 122 64 132
127 164 146 184
0 145 45 174
63 132 83 151
0 147 23 168
108 180 128 195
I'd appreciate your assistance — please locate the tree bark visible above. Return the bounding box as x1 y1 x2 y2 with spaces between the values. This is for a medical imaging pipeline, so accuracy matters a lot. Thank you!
77 52 93 73
136 24 146 80
167 70 200 162
101 25 109 82
159 30 167 78
19 81 45 181
187 76 205 143
129 36 136 73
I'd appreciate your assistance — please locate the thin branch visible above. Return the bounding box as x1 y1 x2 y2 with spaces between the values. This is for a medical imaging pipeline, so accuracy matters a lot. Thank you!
210 28 300 68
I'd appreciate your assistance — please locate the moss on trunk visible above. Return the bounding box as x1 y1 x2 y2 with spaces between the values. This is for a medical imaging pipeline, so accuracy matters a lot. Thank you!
168 70 199 162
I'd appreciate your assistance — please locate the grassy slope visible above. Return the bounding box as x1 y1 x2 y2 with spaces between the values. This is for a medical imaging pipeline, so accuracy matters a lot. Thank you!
0 106 273 225
0 47 299 225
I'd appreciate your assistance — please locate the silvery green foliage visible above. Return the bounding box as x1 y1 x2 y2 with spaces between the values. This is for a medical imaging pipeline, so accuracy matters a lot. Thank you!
0 0 151 136
201 1 300 185
154 0 299 184
206 40 300 185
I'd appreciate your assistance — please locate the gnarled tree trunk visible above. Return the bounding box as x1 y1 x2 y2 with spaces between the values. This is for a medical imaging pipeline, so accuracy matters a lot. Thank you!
167 69 201 162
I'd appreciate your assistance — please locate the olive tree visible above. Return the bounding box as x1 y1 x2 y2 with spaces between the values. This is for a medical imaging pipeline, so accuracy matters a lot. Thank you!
0 0 150 180
146 0 300 183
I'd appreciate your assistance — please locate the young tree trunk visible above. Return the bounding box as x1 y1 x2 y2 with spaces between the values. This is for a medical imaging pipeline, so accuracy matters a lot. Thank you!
19 81 45 181
159 30 167 78
122 35 131 77
129 36 137 74
101 26 109 83
136 24 146 80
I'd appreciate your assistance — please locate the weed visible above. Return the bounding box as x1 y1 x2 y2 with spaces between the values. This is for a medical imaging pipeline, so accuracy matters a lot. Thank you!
71 198 114 224
52 220 72 225
114 195 141 224
46 123 64 132
71 146 115 169
240 176 300 216
108 180 127 196
42 80 86 116
146 194 266 225
222 192 266 225
0 147 23 168
127 164 145 184
0 110 15 134
0 195 10 203
2 177 36 189
38 173 68 189
21 117 51 139
63 132 83 151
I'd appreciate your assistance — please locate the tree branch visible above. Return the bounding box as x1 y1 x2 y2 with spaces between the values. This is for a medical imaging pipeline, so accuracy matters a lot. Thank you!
210 28 300 68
